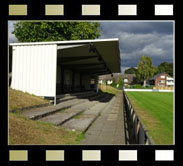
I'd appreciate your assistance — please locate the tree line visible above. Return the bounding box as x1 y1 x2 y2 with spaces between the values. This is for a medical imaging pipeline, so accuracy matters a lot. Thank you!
124 56 173 86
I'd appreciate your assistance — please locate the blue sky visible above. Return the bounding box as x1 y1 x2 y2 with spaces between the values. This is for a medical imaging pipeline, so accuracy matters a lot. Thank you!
9 21 174 73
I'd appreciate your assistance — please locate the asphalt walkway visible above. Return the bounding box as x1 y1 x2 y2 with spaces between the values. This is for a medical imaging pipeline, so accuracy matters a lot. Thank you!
80 93 125 145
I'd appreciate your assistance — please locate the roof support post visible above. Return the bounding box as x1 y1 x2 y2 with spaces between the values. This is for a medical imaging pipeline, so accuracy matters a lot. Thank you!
80 73 82 91
61 67 65 93
95 75 99 93
54 95 56 106
72 71 75 92
54 45 58 106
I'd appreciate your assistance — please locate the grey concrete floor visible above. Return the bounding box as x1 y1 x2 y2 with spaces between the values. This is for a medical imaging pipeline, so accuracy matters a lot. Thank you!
80 93 126 145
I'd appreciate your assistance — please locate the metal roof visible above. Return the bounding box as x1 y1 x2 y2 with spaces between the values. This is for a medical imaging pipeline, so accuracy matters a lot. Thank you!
9 38 119 46
10 38 121 75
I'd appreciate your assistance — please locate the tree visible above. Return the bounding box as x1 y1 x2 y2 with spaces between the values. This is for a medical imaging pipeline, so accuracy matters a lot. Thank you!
124 67 138 75
137 55 157 87
13 22 101 42
118 76 124 89
157 62 173 77
111 77 117 87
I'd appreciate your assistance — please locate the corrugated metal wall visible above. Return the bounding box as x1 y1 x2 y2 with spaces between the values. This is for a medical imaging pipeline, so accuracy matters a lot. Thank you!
11 44 57 97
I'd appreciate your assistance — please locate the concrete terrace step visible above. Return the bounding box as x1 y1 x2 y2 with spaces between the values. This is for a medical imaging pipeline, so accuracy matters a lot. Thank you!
21 92 101 120
55 91 95 103
56 91 95 99
61 95 116 132
39 93 111 126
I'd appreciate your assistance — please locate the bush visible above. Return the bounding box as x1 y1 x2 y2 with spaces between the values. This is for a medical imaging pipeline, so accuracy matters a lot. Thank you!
118 77 124 89
131 84 144 89
129 84 153 89
111 78 117 87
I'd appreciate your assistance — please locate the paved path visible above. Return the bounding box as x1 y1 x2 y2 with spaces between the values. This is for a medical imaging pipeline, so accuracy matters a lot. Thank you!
80 93 125 145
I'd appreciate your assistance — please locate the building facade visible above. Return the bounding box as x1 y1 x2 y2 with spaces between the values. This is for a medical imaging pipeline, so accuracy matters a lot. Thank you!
99 73 137 86
9 39 121 104
148 72 174 87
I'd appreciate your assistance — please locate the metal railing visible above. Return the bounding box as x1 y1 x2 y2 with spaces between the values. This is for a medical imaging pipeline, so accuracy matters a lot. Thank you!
123 91 155 145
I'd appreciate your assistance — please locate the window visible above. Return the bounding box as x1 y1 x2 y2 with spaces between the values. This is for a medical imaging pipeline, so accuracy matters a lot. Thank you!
159 80 165 83
90 79 95 84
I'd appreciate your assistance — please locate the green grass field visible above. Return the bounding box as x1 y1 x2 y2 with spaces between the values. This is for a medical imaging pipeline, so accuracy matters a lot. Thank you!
126 91 174 145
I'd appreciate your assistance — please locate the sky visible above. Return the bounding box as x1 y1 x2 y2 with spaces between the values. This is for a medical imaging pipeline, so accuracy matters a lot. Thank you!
9 21 174 73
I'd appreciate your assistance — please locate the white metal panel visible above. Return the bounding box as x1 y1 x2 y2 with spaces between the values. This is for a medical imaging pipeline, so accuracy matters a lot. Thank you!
11 44 57 97
10 38 121 73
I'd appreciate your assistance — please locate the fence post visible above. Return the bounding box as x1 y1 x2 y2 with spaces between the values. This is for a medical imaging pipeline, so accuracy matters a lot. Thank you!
138 124 145 144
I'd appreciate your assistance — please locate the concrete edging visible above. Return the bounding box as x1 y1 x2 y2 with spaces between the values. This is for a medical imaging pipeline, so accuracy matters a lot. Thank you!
9 102 52 113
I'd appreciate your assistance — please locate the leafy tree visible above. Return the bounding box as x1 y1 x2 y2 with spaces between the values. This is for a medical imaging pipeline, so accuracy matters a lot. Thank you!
118 76 124 89
111 77 117 87
124 67 138 75
157 62 173 77
137 55 157 87
13 22 101 42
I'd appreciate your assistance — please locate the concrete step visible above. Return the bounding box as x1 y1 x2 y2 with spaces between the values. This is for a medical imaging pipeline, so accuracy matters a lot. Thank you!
56 91 95 99
21 92 101 120
55 91 96 104
61 94 116 132
39 93 110 125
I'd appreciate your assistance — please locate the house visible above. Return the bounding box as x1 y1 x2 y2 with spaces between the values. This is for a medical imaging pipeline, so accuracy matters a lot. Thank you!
9 38 121 105
99 73 137 86
148 72 174 87
166 76 174 87
121 74 137 85
98 74 113 85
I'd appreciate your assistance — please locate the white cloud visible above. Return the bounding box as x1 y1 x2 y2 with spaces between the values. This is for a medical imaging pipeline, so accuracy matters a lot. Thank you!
8 21 18 43
100 22 174 68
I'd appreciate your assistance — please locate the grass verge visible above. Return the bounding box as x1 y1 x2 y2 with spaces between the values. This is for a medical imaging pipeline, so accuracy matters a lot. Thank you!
9 112 85 145
99 85 122 95
9 88 50 111
126 91 173 145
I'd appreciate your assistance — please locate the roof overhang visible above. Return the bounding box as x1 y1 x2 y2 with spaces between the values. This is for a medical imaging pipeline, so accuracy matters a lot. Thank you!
10 38 121 75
